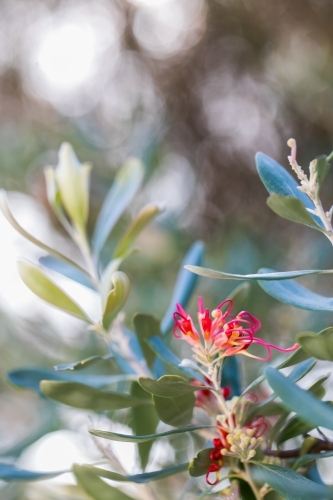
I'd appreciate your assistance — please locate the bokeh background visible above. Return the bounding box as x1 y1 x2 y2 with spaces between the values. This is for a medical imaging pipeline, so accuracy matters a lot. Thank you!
2 0 333 497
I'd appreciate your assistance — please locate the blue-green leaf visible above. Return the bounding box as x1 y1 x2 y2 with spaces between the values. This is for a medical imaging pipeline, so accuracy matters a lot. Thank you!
266 367 333 430
0 463 67 481
221 356 241 397
89 425 213 443
77 463 189 483
160 241 204 334
147 336 203 381
184 266 333 281
39 256 95 289
92 158 144 255
259 268 333 311
74 464 135 500
8 368 134 393
253 463 333 500
294 451 333 470
255 152 323 227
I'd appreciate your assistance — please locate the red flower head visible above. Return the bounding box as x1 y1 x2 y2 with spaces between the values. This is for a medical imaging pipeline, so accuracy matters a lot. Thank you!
173 297 298 361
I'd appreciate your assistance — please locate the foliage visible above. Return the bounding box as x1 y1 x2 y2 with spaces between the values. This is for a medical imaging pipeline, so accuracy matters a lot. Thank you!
2 140 333 499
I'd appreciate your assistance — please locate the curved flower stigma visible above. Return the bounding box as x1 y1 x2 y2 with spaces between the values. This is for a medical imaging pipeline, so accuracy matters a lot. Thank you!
173 297 299 363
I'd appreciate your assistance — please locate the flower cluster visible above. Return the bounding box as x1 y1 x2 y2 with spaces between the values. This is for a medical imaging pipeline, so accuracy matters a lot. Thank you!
173 297 298 362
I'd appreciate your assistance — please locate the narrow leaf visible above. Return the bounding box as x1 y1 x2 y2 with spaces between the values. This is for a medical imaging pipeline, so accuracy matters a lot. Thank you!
93 158 144 255
8 368 135 393
153 392 195 426
39 255 95 289
89 425 213 443
161 241 204 334
259 268 333 311
0 463 67 482
185 266 333 281
17 260 91 322
294 451 333 471
74 464 135 500
266 367 333 430
40 381 148 410
253 463 333 500
267 194 326 232
221 356 241 398
188 448 214 477
77 463 189 483
133 314 161 368
54 354 113 371
316 155 332 190
255 152 323 227
114 203 163 258
0 191 88 276
102 271 130 330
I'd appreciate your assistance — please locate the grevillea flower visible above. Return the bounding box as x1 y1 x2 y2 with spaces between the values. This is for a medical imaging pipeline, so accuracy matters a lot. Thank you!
173 297 298 361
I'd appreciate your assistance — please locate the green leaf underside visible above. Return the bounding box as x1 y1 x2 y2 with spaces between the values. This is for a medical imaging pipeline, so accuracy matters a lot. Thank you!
253 463 333 500
17 260 91 322
130 382 158 470
259 268 333 311
93 158 144 255
267 194 327 232
102 272 130 330
139 375 208 398
0 463 67 482
74 464 135 500
185 265 333 281
153 391 195 426
293 451 333 470
297 328 333 360
266 367 333 430
77 463 189 483
133 314 161 368
40 381 149 410
316 155 332 189
89 425 214 443
188 448 215 477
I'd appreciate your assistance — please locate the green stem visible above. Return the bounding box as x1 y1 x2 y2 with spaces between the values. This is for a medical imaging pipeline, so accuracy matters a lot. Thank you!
243 462 262 500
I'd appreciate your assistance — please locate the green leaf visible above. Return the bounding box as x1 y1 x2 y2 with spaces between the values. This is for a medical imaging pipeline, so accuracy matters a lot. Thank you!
266 367 333 430
76 463 189 483
153 391 195 426
133 314 161 368
253 463 333 500
40 381 149 410
89 425 213 443
188 448 214 478
139 375 206 398
267 194 327 232
93 158 144 255
227 282 250 310
0 191 90 278
316 155 332 190
259 268 333 311
129 382 158 470
17 260 91 322
0 463 67 482
255 152 324 227
297 328 333 360
161 241 204 334
73 464 134 500
102 271 130 330
277 416 315 445
54 354 113 371
293 451 333 471
114 203 163 258
185 266 333 281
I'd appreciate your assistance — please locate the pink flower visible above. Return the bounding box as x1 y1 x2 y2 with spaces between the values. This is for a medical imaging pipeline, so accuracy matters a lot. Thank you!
173 297 298 361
